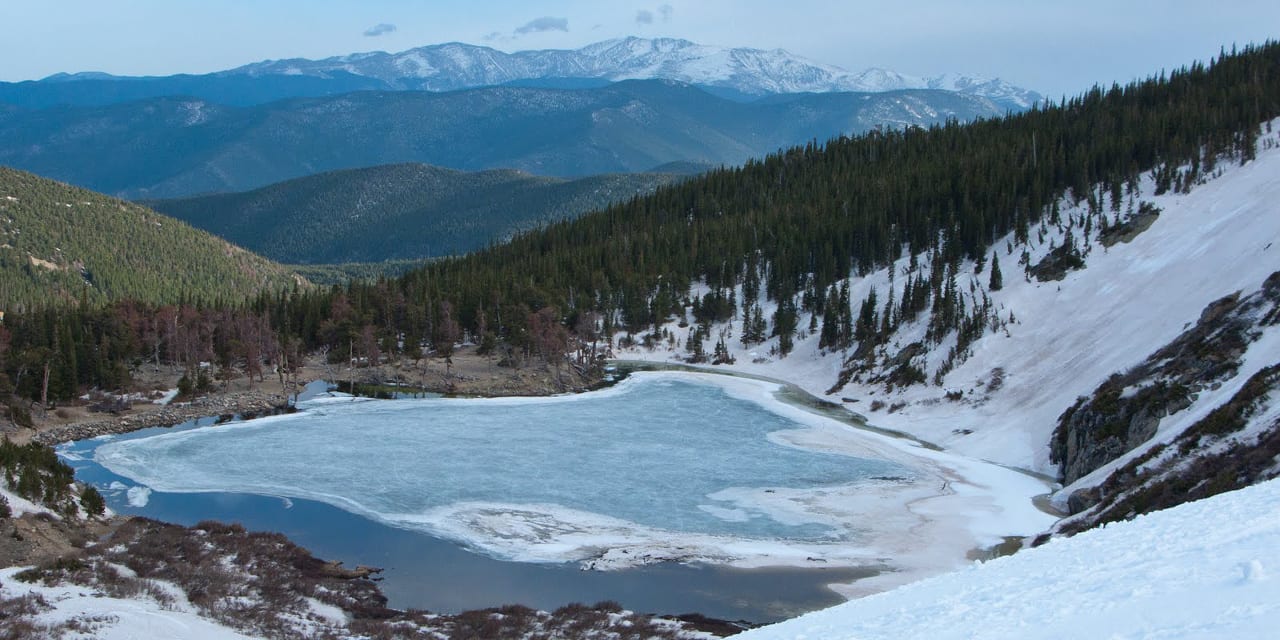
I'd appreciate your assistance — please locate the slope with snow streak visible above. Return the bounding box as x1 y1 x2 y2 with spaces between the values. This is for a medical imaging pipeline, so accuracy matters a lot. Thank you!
622 124 1280 478
736 478 1280 640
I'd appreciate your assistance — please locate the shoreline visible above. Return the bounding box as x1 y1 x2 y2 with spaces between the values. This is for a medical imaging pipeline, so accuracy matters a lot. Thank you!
30 390 292 446
81 368 1059 601
15 353 1060 615
12 346 599 448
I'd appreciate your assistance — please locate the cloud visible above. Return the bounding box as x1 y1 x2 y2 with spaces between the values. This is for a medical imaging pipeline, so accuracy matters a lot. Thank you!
637 5 673 26
363 23 397 37
514 16 569 35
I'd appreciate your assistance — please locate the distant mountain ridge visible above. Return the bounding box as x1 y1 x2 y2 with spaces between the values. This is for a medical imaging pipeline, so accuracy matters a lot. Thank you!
230 37 1043 110
144 163 685 264
0 80 1006 198
1 37 1040 111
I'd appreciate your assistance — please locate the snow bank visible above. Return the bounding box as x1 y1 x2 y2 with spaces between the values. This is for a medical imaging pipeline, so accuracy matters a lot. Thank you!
736 479 1280 640
0 483 57 518
0 567 256 640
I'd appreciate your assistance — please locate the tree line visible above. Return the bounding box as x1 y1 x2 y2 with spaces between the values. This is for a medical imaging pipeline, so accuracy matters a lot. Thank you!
2 42 1279 406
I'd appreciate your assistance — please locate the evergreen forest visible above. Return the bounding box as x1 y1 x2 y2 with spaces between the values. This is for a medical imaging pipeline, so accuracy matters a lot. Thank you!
2 42 1278 406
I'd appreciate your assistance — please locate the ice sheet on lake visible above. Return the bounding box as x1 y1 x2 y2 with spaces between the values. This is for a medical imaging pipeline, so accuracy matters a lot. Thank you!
125 486 152 507
93 372 1054 574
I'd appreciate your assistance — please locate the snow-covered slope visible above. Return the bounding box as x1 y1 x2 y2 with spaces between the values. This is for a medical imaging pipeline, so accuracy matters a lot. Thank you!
0 567 257 640
228 37 1040 109
620 122 1280 483
735 477 1280 640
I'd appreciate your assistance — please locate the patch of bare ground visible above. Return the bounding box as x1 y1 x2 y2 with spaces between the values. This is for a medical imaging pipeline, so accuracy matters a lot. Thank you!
318 344 601 398
0 512 117 569
5 518 719 639
4 346 599 447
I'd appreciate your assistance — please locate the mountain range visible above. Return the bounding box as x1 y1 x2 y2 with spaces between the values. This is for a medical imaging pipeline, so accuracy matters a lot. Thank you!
0 80 1005 198
229 37 1042 110
2 38 1041 111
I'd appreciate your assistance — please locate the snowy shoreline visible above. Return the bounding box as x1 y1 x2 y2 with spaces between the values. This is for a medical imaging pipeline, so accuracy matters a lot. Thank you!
85 369 1059 600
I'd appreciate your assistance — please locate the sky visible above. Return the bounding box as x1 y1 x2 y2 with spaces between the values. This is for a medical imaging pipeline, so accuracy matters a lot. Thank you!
1 1 1277 97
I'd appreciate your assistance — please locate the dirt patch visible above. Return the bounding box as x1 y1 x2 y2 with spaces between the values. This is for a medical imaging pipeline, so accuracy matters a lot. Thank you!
309 345 599 398
7 347 598 446
0 512 117 569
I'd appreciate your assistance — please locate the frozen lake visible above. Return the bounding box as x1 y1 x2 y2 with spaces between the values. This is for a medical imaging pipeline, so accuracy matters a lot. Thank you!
91 373 913 567
65 370 1055 619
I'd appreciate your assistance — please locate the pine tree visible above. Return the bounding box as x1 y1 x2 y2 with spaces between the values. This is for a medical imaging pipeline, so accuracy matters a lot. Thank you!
80 486 105 516
989 252 1004 291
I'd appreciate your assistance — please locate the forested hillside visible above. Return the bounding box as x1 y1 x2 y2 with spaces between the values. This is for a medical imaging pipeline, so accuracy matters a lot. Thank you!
0 80 1004 198
2 43 1276 418
146 164 683 264
0 167 302 310
342 42 1277 348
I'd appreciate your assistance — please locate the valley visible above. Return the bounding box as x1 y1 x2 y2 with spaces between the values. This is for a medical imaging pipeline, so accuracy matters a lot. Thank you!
144 164 686 264
1 22 1278 640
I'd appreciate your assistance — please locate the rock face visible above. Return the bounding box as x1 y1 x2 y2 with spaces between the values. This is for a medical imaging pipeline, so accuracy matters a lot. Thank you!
1053 383 1191 485
1050 272 1280 487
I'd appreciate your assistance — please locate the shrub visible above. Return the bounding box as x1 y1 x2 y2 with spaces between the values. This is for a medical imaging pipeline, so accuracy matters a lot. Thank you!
80 486 106 516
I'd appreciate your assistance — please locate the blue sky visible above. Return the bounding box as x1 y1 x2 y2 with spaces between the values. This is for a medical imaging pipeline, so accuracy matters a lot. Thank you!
2 1 1276 97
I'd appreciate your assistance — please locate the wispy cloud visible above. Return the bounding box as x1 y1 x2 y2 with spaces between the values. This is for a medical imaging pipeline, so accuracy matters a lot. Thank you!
363 23 397 37
514 16 569 35
637 5 674 26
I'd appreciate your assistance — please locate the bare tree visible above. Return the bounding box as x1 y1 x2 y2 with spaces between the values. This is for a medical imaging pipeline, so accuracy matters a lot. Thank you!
435 301 461 384
529 307 569 386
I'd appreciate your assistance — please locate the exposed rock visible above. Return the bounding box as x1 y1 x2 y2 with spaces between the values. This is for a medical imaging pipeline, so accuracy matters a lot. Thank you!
1029 242 1086 282
319 560 384 580
1050 271 1280 489
1099 203 1161 247
1065 487 1100 514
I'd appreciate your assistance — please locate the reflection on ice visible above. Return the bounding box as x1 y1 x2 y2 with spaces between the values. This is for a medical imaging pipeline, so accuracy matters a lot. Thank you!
95 373 915 567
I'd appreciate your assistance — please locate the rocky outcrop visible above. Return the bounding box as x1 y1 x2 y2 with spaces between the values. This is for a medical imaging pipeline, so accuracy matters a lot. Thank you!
1053 382 1192 485
1053 363 1280 536
1050 271 1280 487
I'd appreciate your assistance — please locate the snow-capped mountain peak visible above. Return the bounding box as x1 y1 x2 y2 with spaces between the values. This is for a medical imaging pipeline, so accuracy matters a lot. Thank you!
223 37 1040 109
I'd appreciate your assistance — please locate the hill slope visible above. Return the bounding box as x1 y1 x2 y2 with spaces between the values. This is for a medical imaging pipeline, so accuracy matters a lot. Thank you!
144 164 684 264
736 477 1280 640
643 129 1280 477
0 167 302 308
0 81 1004 198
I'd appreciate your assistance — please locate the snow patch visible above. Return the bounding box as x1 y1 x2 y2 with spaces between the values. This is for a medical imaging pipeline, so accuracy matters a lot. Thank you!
0 566 257 640
126 485 152 507
737 479 1280 640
